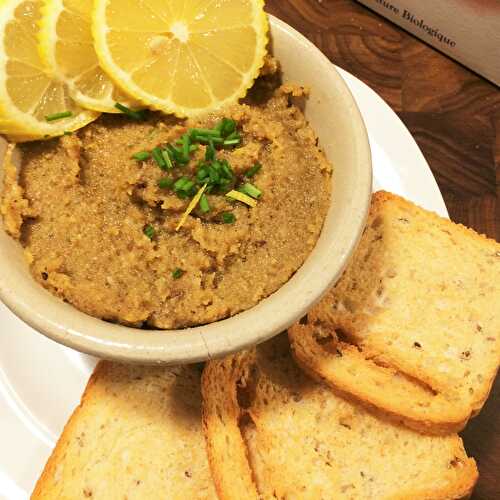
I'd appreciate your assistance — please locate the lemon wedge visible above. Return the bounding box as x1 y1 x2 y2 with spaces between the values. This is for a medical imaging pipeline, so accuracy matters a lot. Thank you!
0 0 98 141
38 0 136 113
93 0 268 117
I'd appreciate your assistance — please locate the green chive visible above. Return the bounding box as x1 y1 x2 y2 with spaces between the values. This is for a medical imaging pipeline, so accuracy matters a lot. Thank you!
171 145 189 164
199 193 210 213
161 149 173 169
225 131 240 141
190 128 222 138
63 130 73 136
143 224 155 240
222 212 236 224
114 102 147 120
205 140 216 161
174 177 190 191
172 268 184 279
158 177 174 189
197 166 208 181
132 151 150 161
182 134 191 161
196 136 223 145
182 180 195 192
152 147 166 169
239 182 262 199
245 162 261 178
218 118 236 137
223 138 240 147
45 111 73 122
221 160 233 178
212 160 222 173
208 166 220 183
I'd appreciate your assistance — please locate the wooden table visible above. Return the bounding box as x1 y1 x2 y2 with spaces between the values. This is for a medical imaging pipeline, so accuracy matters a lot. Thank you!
265 1 499 498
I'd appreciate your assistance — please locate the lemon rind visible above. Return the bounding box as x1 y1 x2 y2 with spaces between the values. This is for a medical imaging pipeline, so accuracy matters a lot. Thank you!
38 0 132 114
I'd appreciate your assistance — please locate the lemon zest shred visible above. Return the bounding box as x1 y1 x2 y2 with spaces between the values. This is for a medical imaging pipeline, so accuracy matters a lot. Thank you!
225 190 257 208
176 183 208 231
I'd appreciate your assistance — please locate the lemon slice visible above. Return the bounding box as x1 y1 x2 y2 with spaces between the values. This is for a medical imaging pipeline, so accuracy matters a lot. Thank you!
0 0 98 142
93 0 269 117
38 0 136 113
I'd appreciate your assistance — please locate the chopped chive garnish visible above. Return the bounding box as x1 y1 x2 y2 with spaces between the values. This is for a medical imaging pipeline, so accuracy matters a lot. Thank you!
181 134 191 161
158 177 174 189
143 224 155 240
114 102 147 120
182 180 195 192
170 144 189 164
225 131 240 141
218 118 236 137
205 140 216 161
221 161 233 179
197 166 208 180
172 268 184 279
152 147 166 169
245 162 261 178
174 177 190 191
222 212 236 224
208 166 220 183
190 128 222 138
132 151 150 161
161 149 173 169
199 193 210 213
196 136 224 145
239 182 262 199
223 138 240 146
45 111 73 122
63 130 73 136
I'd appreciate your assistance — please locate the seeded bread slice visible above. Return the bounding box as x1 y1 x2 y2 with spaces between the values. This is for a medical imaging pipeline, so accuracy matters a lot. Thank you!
32 362 216 500
289 191 500 434
202 335 478 500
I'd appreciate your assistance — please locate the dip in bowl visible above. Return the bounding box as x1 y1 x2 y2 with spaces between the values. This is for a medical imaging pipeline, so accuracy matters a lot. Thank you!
0 16 371 363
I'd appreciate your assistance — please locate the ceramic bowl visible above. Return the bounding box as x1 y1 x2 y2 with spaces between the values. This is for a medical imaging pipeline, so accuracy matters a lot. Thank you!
0 15 372 364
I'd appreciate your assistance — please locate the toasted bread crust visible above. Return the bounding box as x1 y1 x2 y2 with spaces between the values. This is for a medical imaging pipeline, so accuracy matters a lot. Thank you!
289 324 470 434
32 361 216 499
31 362 106 499
202 338 478 500
202 352 259 500
292 190 500 434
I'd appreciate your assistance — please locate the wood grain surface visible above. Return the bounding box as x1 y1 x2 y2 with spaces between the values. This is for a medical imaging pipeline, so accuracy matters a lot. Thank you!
265 1 499 499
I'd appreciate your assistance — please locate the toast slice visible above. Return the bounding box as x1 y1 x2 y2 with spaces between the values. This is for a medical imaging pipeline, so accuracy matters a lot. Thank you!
32 362 216 500
289 191 500 434
202 335 478 500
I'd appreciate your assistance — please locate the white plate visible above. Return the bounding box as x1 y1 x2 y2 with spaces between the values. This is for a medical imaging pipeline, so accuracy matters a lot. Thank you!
0 67 448 500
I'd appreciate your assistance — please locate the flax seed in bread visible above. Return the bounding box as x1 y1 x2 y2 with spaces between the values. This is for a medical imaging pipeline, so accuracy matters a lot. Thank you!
32 362 216 500
289 191 500 434
202 335 478 500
